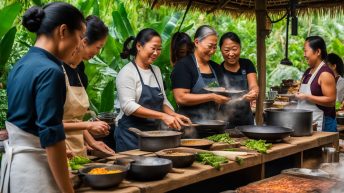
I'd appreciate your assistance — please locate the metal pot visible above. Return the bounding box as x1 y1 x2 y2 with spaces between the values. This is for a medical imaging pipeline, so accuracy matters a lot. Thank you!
186 120 227 138
236 125 293 142
128 128 181 152
265 109 313 136
116 157 172 181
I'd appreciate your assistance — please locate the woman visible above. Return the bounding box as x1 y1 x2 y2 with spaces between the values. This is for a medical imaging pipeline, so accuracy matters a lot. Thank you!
2 2 85 193
296 36 336 132
115 28 191 152
171 25 229 121
326 53 344 103
219 32 259 128
170 32 194 66
62 15 115 157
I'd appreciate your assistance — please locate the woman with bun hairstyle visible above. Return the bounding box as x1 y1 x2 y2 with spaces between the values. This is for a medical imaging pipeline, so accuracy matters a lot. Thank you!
2 2 85 193
115 28 191 152
171 25 229 121
62 15 115 157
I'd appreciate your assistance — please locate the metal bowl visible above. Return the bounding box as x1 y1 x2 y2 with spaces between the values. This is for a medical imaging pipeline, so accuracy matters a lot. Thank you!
156 148 196 168
79 164 127 189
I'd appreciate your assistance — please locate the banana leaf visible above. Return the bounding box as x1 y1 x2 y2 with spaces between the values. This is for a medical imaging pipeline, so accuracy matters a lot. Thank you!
99 79 115 113
0 2 21 38
0 27 16 77
112 3 134 41
77 0 95 15
93 0 100 17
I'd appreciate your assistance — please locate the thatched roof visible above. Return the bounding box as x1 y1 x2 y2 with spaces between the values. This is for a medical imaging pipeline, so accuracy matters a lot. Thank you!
145 0 344 18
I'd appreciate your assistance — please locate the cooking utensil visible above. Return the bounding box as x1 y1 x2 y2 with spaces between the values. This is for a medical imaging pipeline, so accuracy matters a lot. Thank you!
189 120 228 138
265 108 313 136
79 164 127 189
180 139 214 149
156 148 196 168
128 128 181 152
97 112 117 125
322 147 339 163
116 157 172 181
204 87 246 97
236 125 293 142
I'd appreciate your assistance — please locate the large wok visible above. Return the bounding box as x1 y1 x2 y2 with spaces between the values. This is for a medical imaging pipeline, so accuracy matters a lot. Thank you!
186 120 228 138
236 125 294 142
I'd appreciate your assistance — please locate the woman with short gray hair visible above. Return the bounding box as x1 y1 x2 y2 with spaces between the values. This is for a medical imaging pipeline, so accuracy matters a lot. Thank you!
171 25 229 122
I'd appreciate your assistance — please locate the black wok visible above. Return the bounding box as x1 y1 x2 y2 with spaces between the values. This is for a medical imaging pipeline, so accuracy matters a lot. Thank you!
116 157 172 181
236 125 293 142
188 120 228 138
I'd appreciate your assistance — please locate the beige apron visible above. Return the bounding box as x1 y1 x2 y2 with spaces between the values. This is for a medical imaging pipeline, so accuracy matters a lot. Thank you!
0 121 59 193
62 65 90 157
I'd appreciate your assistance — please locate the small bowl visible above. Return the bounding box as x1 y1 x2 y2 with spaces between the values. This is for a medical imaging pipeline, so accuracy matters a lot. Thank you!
156 149 196 168
180 139 214 150
79 164 127 189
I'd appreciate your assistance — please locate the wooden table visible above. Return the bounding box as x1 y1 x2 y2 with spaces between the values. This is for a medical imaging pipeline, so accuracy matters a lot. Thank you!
78 131 338 193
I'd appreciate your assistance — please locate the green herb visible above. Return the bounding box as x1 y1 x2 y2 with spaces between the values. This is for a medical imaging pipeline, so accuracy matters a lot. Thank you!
207 81 219 88
196 152 228 169
242 139 272 154
235 157 243 165
68 156 91 170
336 101 342 111
206 133 235 144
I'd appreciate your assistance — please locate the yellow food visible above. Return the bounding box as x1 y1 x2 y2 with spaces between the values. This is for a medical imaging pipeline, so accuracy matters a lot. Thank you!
88 168 122 175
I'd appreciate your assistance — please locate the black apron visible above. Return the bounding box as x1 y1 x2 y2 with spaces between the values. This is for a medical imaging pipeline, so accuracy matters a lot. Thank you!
221 67 254 128
115 62 164 152
178 54 219 122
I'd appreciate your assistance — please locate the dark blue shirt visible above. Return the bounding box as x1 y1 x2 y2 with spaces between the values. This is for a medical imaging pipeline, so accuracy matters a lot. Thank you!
7 47 66 148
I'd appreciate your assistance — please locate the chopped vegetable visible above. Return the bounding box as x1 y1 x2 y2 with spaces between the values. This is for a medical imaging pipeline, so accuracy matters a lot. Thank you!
206 133 235 144
242 139 272 154
68 156 91 170
211 151 246 165
207 81 219 88
196 152 228 169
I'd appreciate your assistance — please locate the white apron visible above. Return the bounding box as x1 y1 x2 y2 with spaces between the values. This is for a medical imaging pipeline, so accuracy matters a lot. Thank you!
0 121 59 193
297 61 325 131
62 65 90 157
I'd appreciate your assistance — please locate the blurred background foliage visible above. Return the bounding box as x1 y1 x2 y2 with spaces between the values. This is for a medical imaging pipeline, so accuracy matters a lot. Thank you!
0 0 343 120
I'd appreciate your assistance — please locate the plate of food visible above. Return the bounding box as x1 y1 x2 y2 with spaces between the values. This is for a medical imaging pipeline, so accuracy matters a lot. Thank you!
204 87 245 97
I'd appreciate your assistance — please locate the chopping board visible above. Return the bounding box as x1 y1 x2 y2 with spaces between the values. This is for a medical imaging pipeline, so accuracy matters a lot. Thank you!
237 173 341 193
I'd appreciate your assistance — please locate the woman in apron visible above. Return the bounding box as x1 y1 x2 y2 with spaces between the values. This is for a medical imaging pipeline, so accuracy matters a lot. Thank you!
326 53 344 103
2 3 85 193
115 28 191 152
171 25 230 121
62 15 115 157
218 32 259 128
296 36 336 132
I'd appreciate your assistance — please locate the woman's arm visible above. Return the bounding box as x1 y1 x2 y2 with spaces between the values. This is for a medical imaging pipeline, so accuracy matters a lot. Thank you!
63 121 110 136
173 88 229 106
296 72 336 107
243 73 259 101
83 130 115 156
46 140 74 193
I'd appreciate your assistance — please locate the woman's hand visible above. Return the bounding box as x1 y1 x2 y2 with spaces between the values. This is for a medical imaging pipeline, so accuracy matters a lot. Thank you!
87 121 110 136
91 141 116 156
161 113 184 129
211 93 230 104
295 92 308 100
173 113 192 127
243 90 258 101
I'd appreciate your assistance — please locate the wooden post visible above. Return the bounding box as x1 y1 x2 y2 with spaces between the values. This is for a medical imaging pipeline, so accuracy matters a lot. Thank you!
255 0 267 125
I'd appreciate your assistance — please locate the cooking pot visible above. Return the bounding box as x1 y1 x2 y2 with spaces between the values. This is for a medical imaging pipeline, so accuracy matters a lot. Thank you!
265 109 313 136
116 157 172 181
128 128 181 152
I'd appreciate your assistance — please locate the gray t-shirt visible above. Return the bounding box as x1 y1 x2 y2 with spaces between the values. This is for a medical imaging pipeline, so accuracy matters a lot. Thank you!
116 62 172 122
337 76 344 102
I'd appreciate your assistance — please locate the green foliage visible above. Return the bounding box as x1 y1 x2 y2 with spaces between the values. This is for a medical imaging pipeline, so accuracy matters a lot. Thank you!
0 27 16 80
0 89 7 129
0 2 21 38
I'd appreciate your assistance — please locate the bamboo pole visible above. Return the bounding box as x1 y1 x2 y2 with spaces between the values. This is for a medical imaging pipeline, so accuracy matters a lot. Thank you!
255 0 267 125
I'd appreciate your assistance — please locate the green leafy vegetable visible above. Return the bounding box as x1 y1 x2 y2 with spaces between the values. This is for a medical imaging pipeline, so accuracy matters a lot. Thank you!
196 152 228 169
242 139 272 154
206 133 235 144
336 101 342 111
68 156 91 170
207 81 219 88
